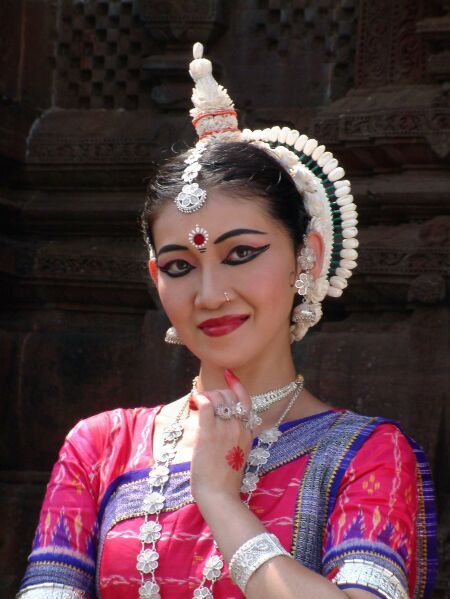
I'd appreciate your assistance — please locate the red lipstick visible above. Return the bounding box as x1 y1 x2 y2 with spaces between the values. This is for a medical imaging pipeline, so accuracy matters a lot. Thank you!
198 314 249 337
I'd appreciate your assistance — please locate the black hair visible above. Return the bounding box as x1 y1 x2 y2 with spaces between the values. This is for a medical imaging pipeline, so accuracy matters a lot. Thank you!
141 141 309 252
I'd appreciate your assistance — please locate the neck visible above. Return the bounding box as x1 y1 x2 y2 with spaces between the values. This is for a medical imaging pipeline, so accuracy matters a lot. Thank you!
196 344 297 395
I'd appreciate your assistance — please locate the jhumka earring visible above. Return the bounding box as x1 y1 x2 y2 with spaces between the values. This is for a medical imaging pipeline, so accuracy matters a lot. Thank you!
164 326 183 345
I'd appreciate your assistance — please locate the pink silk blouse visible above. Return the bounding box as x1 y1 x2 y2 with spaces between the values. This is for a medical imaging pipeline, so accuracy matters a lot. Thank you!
19 407 437 598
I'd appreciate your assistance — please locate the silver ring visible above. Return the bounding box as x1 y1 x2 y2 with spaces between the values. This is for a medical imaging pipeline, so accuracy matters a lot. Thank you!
231 402 248 420
215 403 233 420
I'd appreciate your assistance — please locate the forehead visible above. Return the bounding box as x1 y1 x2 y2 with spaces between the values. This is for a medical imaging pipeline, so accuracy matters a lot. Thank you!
152 188 280 245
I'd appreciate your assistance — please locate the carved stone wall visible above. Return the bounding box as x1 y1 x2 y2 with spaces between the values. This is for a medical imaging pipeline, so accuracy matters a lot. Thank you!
0 0 448 596
55 0 155 109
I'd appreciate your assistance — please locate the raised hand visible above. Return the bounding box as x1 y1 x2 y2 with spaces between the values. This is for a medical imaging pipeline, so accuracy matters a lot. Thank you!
189 369 253 508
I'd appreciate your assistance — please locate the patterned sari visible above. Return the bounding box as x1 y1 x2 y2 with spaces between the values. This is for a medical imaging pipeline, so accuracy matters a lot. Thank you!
18 407 437 598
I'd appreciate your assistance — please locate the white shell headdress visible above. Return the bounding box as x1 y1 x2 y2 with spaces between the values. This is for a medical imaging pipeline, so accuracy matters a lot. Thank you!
177 42 358 341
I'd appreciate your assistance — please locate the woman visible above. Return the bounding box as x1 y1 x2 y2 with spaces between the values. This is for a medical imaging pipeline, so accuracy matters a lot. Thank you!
18 44 436 599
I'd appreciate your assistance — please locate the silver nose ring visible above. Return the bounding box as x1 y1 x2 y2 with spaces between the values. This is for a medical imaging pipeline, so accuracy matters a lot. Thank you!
224 290 231 303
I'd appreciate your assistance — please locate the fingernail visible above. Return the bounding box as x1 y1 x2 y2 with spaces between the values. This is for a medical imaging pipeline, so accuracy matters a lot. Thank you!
224 369 240 386
189 396 198 411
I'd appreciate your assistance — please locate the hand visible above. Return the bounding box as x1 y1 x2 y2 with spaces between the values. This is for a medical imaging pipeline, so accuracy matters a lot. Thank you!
189 369 253 509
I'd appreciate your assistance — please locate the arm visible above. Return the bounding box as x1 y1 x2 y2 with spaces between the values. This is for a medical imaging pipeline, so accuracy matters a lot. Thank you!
197 490 375 599
16 415 107 598
190 376 386 598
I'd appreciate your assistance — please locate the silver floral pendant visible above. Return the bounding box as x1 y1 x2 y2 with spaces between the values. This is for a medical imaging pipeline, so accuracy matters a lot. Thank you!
204 555 224 581
175 183 207 213
139 580 161 598
193 588 213 598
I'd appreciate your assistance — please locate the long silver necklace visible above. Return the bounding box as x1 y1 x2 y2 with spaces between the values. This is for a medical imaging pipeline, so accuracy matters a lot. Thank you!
137 376 304 599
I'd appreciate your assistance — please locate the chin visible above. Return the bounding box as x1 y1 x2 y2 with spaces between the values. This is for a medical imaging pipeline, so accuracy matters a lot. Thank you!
194 338 264 370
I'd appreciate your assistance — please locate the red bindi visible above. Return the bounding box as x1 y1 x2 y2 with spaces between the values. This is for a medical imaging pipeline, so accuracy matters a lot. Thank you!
188 225 209 252
193 233 205 246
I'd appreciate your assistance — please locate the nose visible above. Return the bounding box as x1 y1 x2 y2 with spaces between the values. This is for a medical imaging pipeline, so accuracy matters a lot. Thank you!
194 267 229 311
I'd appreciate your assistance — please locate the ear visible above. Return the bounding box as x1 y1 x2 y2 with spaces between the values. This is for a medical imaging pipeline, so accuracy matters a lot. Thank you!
148 258 158 286
301 231 324 279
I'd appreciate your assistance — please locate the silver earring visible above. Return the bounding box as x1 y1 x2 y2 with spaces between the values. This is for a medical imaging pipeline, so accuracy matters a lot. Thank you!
295 236 316 296
164 326 183 345
293 237 318 324
297 235 316 272
294 272 313 296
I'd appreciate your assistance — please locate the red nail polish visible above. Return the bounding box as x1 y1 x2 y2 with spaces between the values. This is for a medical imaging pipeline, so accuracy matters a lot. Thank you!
224 369 240 386
189 396 198 411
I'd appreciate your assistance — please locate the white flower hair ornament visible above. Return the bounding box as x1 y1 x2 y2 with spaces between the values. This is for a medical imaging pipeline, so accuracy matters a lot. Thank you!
178 42 359 341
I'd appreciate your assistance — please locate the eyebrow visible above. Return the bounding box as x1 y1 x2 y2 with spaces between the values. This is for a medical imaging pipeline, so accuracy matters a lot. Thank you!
214 228 267 244
157 244 189 258
157 229 267 257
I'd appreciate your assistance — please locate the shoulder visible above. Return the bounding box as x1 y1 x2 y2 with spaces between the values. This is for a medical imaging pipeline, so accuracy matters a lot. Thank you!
317 411 420 487
329 409 412 446
64 406 161 459
328 411 419 489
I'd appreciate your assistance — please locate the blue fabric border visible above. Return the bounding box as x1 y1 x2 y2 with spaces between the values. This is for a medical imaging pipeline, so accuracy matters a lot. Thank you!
336 583 387 599
28 551 96 576
408 436 438 599
18 561 94 595
323 541 407 576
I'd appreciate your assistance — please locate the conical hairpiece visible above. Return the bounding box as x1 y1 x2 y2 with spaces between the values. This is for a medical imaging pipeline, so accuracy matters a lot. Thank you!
174 43 359 342
188 42 241 142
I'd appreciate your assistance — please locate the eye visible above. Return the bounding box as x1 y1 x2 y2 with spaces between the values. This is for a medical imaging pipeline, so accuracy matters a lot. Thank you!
158 259 194 278
223 244 271 265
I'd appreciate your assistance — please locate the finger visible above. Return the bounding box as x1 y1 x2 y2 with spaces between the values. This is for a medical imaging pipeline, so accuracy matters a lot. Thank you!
206 390 238 424
223 369 251 411
191 391 216 430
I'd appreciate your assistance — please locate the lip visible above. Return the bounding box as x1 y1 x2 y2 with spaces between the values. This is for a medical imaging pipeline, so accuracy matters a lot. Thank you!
198 314 249 337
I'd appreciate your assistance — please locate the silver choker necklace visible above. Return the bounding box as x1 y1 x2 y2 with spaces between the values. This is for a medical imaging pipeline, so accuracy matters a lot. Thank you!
192 374 303 413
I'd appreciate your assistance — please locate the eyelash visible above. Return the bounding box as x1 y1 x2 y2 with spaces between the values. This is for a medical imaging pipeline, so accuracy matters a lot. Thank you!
158 259 194 278
158 244 271 278
223 244 271 265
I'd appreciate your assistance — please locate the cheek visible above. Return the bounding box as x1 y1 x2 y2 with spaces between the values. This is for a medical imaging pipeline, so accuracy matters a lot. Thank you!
250 260 295 314
156 279 188 323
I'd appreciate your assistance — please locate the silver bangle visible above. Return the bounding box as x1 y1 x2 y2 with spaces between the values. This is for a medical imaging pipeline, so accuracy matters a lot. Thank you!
16 583 87 598
229 532 291 592
332 559 409 599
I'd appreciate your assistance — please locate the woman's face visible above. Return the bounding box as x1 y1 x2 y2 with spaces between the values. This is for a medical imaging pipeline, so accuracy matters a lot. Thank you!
150 188 299 370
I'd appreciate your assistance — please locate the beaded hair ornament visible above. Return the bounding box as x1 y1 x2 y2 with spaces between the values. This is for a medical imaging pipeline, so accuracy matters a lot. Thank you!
175 42 359 342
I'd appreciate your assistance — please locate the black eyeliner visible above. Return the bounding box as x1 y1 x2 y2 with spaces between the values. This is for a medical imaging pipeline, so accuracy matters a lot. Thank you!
223 243 271 265
159 260 194 278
